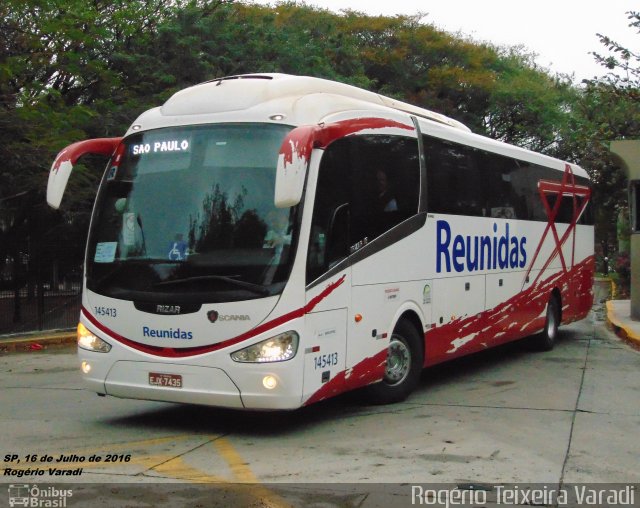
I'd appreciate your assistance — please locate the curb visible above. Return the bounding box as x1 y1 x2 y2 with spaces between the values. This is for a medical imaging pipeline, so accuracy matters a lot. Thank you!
0 330 76 354
606 300 640 348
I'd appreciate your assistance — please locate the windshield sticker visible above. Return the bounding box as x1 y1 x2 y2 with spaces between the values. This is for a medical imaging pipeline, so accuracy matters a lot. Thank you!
122 213 136 246
168 241 187 261
94 242 117 263
131 139 190 155
106 165 118 180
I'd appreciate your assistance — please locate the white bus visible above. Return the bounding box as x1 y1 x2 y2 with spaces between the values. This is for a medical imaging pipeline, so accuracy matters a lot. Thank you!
47 74 594 409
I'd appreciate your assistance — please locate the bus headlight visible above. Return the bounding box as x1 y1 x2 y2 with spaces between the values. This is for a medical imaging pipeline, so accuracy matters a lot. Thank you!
77 323 112 353
230 331 299 363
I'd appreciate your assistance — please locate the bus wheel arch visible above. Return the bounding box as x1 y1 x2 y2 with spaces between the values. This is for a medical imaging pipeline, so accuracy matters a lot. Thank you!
398 310 425 362
364 313 424 404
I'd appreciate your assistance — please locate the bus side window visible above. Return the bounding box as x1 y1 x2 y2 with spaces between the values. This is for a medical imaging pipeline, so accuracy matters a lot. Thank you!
306 135 420 285
349 135 420 242
306 140 352 284
478 152 527 220
424 137 485 217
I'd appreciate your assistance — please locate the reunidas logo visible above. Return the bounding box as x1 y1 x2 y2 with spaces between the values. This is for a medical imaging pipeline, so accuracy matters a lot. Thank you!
142 326 193 339
8 484 73 507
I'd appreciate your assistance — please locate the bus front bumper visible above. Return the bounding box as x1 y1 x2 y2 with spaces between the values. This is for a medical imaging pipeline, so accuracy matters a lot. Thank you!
81 357 304 410
103 361 244 408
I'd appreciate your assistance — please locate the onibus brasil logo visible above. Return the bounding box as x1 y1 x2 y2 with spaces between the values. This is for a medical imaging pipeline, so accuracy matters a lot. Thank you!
8 484 72 507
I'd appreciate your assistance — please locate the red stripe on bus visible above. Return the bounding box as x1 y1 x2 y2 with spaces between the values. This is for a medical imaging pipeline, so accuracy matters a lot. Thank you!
313 118 415 150
52 138 122 173
82 274 347 358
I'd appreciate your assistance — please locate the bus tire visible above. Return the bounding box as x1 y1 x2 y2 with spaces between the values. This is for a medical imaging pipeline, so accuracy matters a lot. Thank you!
364 320 423 404
532 295 560 351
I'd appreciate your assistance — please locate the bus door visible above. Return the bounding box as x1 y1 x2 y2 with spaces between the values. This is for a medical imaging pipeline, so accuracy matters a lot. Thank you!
345 131 423 389
301 144 352 403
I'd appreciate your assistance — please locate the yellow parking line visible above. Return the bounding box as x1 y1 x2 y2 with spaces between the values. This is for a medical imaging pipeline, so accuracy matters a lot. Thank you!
213 437 258 483
9 435 293 506
214 437 293 508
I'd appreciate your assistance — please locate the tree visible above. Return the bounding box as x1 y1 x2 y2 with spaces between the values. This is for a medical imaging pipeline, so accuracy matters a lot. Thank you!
482 49 578 155
567 11 640 273
591 11 640 99
0 0 592 330
0 0 191 318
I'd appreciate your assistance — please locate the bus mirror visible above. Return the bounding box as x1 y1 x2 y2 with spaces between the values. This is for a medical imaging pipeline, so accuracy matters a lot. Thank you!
275 125 317 208
47 137 122 209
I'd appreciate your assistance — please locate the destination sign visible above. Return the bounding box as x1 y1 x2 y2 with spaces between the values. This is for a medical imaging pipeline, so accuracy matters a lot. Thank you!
131 139 190 155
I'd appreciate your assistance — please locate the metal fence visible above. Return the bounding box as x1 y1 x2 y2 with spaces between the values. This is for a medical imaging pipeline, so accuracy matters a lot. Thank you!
0 283 81 336
1 190 87 336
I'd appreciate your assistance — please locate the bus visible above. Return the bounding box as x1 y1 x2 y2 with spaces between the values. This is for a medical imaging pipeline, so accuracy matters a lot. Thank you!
46 74 594 409
8 485 29 507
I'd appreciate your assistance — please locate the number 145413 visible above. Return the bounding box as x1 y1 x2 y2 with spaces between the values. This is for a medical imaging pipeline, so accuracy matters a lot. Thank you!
314 352 338 370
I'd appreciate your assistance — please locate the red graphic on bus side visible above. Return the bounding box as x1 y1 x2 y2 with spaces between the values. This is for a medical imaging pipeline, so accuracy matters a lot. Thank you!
278 118 414 168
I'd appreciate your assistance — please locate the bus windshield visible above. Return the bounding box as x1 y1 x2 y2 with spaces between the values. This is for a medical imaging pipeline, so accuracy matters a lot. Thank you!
86 123 298 303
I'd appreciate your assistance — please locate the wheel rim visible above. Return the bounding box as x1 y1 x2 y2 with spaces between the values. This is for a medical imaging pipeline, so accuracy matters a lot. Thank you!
546 303 558 340
384 335 411 386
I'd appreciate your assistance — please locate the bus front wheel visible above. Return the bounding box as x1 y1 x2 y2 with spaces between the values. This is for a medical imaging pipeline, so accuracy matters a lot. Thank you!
364 320 423 404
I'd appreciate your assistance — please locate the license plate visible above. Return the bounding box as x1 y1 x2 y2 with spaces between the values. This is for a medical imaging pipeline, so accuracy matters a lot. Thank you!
149 372 182 388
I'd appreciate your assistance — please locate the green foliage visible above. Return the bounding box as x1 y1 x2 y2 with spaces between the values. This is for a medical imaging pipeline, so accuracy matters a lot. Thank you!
591 11 639 97
483 51 578 155
1 0 635 293
0 0 195 289
567 11 640 261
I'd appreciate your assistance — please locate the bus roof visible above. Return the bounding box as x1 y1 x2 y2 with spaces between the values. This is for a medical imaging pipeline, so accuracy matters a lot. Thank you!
126 73 588 179
127 73 470 135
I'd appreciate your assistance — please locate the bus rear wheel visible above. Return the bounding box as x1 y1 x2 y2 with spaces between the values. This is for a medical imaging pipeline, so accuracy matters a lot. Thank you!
364 320 423 404
531 295 560 351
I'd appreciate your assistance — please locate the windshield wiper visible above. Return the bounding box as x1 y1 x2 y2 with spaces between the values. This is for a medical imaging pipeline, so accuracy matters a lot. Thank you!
154 275 270 296
92 258 179 287
122 258 181 264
